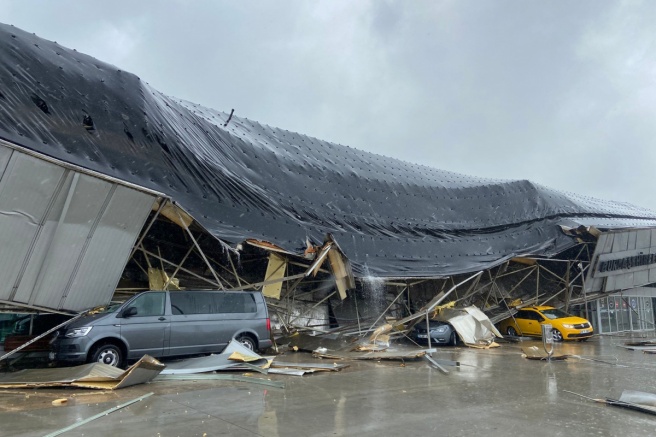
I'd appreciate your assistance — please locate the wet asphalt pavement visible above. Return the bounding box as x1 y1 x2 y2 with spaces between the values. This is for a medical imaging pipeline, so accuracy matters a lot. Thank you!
1 334 656 437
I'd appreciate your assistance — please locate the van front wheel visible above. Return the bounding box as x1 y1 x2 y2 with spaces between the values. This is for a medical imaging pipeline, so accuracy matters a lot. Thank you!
89 343 124 368
235 334 256 351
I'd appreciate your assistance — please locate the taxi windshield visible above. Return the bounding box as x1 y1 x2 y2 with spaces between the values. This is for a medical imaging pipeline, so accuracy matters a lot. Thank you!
540 308 571 320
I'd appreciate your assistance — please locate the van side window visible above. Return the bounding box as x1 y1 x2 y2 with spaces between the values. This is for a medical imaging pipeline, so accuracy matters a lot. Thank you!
169 292 258 314
130 292 165 317
170 292 214 315
218 293 257 313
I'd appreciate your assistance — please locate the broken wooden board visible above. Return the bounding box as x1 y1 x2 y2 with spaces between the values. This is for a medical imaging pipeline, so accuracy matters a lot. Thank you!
0 355 164 389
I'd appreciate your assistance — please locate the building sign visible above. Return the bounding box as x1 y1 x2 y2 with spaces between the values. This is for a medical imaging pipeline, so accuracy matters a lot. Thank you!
595 250 656 277
585 228 656 294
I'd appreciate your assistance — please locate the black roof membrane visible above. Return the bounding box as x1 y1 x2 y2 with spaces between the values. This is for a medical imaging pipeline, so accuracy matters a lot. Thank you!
2 23 656 278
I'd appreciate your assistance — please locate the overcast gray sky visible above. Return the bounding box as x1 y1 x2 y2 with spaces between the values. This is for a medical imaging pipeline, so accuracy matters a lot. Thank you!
2 1 655 211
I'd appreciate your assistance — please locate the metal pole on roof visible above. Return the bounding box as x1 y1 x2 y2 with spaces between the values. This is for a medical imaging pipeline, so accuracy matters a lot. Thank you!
129 197 167 260
536 265 540 302
354 288 361 334
366 286 407 333
162 244 195 290
176 211 224 289
139 247 223 288
396 271 484 328
426 312 432 354
227 252 243 287
579 263 590 322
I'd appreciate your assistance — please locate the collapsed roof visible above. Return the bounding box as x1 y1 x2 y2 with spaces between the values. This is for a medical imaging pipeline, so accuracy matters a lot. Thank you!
2 23 656 279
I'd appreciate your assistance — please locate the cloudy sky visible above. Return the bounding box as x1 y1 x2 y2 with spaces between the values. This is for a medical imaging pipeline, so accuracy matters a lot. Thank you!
2 1 655 210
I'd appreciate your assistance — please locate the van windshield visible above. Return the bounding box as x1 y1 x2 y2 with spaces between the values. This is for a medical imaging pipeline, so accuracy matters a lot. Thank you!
89 303 122 315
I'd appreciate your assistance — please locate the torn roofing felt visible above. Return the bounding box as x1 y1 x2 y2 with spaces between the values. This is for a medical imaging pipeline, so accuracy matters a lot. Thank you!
1 23 656 278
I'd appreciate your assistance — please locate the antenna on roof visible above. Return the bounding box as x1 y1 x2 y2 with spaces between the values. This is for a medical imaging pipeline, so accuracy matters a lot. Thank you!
223 109 234 127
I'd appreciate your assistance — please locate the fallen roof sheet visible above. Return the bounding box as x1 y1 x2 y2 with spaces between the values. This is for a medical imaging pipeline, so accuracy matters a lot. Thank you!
436 305 502 347
159 339 272 375
0 355 164 389
2 23 656 278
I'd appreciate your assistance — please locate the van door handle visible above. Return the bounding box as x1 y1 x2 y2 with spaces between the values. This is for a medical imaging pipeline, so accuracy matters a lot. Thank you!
158 317 166 321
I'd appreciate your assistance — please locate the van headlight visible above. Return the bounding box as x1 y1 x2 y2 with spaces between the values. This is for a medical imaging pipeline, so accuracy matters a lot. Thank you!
65 326 92 337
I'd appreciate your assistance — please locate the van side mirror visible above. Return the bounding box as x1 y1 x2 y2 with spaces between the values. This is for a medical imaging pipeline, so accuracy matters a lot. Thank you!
121 307 138 318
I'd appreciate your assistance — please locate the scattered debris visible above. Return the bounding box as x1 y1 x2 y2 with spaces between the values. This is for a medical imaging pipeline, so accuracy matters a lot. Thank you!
51 398 68 406
0 355 164 390
43 392 153 437
283 332 435 361
521 346 568 361
423 355 454 374
313 347 435 361
564 389 656 416
268 361 349 376
620 340 656 352
282 332 355 353
155 374 285 389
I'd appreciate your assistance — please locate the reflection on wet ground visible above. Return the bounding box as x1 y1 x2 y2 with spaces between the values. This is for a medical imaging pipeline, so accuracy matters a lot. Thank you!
2 334 656 436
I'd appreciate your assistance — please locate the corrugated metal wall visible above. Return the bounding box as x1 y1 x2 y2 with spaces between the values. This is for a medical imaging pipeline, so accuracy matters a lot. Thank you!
0 144 156 312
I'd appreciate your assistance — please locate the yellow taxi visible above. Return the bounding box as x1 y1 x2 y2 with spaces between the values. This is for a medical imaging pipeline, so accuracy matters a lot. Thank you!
497 306 593 341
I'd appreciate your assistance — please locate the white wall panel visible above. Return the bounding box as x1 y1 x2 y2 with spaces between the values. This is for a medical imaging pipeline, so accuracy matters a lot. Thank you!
0 150 65 300
62 186 155 310
636 229 652 250
0 143 156 312
23 174 113 309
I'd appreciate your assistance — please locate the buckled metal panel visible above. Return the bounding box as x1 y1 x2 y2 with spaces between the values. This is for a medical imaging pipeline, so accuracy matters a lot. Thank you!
0 144 155 311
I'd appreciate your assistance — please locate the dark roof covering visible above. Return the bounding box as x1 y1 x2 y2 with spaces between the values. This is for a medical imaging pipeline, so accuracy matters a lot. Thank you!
2 23 656 278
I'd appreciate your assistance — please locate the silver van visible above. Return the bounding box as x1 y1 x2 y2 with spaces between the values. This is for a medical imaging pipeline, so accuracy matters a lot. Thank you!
51 290 272 367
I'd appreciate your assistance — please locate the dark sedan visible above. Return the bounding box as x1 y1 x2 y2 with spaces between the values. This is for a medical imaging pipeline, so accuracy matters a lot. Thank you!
411 320 458 346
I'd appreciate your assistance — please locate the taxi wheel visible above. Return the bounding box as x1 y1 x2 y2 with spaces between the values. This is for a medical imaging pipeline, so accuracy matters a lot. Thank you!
552 329 563 342
506 326 518 337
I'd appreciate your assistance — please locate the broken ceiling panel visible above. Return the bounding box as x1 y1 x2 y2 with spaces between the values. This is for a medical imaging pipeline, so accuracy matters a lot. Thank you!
327 246 355 299
262 253 287 299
